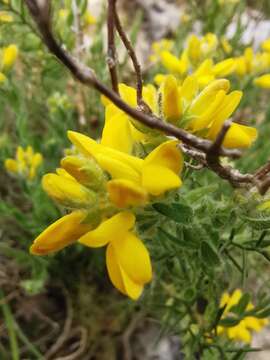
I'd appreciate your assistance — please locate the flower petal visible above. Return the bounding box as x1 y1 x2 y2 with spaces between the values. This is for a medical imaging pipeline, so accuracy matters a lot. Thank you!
42 173 93 206
207 91 243 139
144 140 183 174
106 243 127 296
95 154 141 183
142 165 182 196
106 243 143 299
68 131 143 173
220 123 257 149
162 75 182 123
101 106 133 153
189 78 230 116
4 159 18 173
112 232 152 285
107 179 148 208
30 211 91 255
78 211 135 248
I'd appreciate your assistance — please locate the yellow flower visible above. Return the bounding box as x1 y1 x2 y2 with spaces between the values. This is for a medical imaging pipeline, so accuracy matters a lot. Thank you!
0 72 7 84
221 37 232 55
1 44 18 71
186 33 217 66
254 74 270 89
217 289 269 343
83 10 96 26
149 39 173 63
160 50 188 77
213 58 236 77
58 8 69 20
261 38 270 53
68 131 183 207
31 210 152 300
0 11 13 23
158 76 257 149
104 76 256 150
5 145 43 180
187 35 201 65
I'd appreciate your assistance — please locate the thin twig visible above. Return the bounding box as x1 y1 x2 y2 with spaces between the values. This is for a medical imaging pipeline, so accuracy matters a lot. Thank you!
113 1 146 109
107 0 119 93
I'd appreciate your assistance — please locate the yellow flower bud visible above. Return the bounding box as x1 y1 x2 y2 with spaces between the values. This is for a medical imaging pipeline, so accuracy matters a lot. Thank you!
2 44 18 71
42 173 96 208
4 159 18 173
0 11 13 23
254 74 270 89
61 155 106 190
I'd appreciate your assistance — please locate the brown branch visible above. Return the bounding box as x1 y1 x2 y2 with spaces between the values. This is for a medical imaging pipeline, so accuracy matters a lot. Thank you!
113 1 146 109
205 120 253 187
107 0 119 93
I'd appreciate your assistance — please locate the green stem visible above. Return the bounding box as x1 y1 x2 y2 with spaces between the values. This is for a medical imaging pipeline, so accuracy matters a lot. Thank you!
0 290 20 360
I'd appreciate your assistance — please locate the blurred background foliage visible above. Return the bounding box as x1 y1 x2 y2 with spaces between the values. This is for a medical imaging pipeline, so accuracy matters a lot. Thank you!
1 0 270 359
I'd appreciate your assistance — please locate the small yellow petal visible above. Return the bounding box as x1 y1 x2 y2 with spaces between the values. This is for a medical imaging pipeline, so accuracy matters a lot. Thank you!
95 154 141 183
112 232 152 285
106 243 127 296
213 58 236 77
79 211 135 248
220 123 257 149
5 159 18 173
254 74 270 89
2 44 18 70
107 179 148 208
144 140 183 174
161 51 185 74
42 173 92 206
68 131 143 174
142 165 182 196
181 75 199 103
30 211 91 255
162 75 182 123
101 107 133 153
119 83 137 108
189 79 230 116
189 90 227 131
207 91 243 141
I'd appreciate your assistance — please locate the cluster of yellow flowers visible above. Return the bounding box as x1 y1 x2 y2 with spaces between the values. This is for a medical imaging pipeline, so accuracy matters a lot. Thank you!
58 7 96 28
30 115 183 299
29 71 258 299
151 33 237 88
218 289 268 343
253 39 270 89
151 33 270 90
0 44 18 83
5 146 43 181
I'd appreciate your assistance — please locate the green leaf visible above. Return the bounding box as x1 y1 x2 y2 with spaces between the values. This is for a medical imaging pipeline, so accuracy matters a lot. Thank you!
153 203 193 224
157 227 196 249
243 215 270 230
255 306 270 319
219 316 241 327
230 293 251 315
200 241 220 267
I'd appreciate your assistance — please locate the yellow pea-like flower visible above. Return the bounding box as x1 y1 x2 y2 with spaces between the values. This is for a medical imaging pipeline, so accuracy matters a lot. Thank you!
1 44 18 71
0 11 13 23
5 145 43 180
217 289 269 343
254 74 270 89
42 173 96 208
